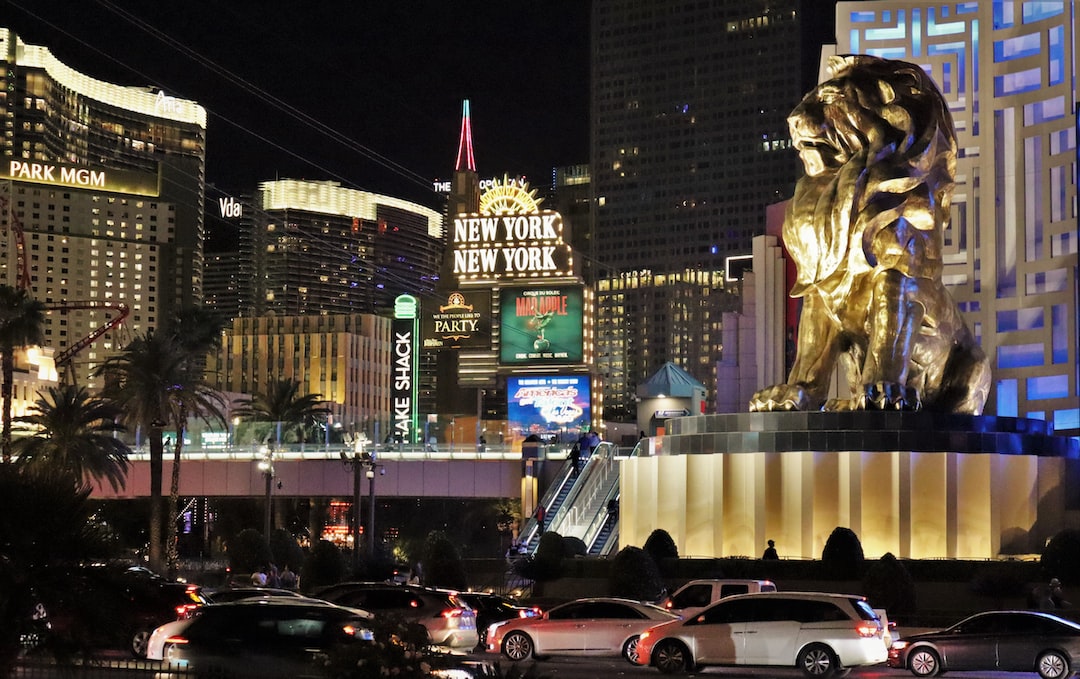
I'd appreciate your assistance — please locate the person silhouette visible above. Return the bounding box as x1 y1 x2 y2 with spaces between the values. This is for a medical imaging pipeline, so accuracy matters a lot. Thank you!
762 539 779 560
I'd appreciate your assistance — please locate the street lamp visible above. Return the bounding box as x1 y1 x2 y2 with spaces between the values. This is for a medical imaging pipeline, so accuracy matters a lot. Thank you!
257 445 273 538
340 435 379 570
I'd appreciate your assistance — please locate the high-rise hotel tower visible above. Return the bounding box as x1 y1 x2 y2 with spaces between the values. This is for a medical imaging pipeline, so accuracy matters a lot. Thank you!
0 28 206 385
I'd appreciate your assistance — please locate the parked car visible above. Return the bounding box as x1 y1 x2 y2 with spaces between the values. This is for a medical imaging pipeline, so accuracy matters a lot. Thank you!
206 587 307 604
456 592 541 649
636 591 887 676
147 598 374 677
485 597 679 663
661 578 777 617
887 610 1080 679
42 565 208 658
312 582 478 650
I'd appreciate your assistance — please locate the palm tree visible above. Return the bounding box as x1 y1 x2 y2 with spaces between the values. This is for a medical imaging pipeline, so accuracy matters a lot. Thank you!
95 330 223 573
232 378 330 446
160 307 225 571
0 285 46 463
12 384 131 492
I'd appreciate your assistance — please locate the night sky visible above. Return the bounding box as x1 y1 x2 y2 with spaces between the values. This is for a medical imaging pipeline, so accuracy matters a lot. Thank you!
6 1 592 222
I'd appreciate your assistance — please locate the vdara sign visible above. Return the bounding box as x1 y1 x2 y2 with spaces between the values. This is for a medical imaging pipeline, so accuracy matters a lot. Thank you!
3 160 161 197
452 178 572 281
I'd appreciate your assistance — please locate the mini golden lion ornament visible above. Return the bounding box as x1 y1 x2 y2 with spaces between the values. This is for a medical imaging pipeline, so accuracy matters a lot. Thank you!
750 55 990 414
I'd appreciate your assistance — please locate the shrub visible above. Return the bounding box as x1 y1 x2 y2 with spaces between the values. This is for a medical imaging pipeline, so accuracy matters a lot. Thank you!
644 529 679 561
269 528 305 573
1041 529 1080 586
423 531 467 590
513 531 565 587
821 527 864 580
562 536 587 558
970 560 1027 608
862 553 916 617
301 539 345 593
228 528 272 574
608 546 665 601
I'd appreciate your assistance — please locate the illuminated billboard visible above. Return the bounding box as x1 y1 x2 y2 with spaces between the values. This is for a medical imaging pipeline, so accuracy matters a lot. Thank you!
450 177 573 282
422 289 491 350
500 285 584 365
507 375 591 435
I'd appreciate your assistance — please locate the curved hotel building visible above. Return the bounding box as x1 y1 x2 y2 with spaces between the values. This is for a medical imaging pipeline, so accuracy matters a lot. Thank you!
0 28 206 386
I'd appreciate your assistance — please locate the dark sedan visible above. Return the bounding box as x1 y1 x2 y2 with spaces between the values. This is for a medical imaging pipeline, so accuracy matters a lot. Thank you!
888 610 1080 679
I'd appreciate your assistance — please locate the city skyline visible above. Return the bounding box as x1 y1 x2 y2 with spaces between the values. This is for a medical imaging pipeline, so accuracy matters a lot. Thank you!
6 1 591 217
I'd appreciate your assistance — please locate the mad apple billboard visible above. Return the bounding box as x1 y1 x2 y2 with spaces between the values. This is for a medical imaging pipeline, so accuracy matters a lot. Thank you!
500 285 584 365
507 375 591 435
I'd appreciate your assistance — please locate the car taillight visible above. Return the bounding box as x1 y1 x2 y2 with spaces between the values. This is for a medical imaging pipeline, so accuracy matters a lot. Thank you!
441 608 464 618
164 635 189 646
175 603 199 618
855 621 880 638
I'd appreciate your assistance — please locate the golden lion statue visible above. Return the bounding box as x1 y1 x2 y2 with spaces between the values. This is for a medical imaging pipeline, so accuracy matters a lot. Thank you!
750 55 990 414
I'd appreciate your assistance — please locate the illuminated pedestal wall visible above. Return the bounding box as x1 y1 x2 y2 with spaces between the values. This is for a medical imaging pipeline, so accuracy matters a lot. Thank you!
620 412 1079 560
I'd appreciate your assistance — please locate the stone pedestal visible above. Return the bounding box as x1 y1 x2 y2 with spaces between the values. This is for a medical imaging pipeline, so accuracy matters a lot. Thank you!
619 412 1078 560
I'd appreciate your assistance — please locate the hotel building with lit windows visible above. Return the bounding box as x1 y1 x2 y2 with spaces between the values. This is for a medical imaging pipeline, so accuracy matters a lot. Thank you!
589 1 836 418
235 179 443 318
0 28 206 386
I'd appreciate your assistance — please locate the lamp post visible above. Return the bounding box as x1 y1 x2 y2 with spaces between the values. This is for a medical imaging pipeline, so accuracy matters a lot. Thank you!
257 445 273 538
366 465 376 558
341 435 378 570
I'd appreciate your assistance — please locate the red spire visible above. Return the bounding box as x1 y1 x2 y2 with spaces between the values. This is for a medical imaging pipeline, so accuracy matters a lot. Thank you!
454 99 476 172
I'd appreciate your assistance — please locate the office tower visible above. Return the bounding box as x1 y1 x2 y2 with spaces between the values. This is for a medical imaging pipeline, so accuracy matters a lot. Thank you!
0 28 206 385
590 2 833 416
835 1 1078 436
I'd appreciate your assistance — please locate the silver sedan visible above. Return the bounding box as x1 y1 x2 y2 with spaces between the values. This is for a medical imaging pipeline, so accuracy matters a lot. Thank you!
485 597 679 663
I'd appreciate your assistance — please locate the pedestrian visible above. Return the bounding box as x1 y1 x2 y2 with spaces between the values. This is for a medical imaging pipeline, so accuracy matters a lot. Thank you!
1050 578 1072 608
570 441 582 475
586 430 601 455
606 497 619 520
762 539 779 560
266 563 281 588
534 503 546 533
280 565 298 589
250 566 267 586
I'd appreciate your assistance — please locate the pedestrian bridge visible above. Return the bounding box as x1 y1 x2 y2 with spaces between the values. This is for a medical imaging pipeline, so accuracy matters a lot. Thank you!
91 444 567 500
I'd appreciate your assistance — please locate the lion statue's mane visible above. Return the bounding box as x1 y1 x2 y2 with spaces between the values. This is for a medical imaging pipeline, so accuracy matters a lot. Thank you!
750 55 990 414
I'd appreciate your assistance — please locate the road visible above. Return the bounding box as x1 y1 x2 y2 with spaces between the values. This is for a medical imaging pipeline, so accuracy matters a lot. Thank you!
13 652 1045 679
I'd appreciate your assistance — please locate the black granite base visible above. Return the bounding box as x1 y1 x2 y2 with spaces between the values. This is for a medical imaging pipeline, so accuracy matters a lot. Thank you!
663 412 1079 458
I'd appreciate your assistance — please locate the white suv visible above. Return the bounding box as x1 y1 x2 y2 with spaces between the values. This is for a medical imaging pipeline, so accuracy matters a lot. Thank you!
636 591 887 677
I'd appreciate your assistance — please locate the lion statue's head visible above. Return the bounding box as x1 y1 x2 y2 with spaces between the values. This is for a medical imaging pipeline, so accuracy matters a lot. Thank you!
785 55 956 292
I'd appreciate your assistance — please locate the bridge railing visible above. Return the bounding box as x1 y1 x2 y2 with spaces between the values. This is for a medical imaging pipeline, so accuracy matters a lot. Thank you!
125 443 571 462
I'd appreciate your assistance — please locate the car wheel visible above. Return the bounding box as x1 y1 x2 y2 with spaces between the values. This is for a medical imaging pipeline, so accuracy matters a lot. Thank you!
622 635 642 664
653 640 691 674
130 628 152 659
908 647 941 677
798 643 838 677
502 631 533 661
1037 650 1070 679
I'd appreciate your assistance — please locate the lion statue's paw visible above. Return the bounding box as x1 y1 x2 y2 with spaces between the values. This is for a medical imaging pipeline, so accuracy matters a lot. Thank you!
749 384 814 412
862 382 922 411
823 398 859 412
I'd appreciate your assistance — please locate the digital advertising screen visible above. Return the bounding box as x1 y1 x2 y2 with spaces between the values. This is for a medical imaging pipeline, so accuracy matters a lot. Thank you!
507 374 591 435
499 285 584 365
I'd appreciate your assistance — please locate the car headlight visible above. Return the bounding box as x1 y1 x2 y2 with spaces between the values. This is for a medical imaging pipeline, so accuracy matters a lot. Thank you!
890 640 909 650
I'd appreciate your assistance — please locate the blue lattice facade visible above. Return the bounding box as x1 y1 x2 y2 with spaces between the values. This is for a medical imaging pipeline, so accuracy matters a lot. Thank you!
837 1 1078 437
